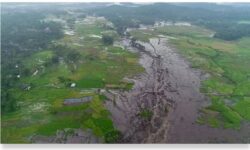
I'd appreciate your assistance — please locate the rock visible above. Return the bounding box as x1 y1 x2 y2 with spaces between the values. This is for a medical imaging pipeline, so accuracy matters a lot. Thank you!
44 27 51 33
70 83 76 88
100 89 106 93
56 130 65 139
32 70 38 76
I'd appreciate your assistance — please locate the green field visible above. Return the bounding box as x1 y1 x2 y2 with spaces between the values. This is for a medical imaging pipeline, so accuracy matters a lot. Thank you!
130 25 250 129
1 17 144 143
130 25 214 42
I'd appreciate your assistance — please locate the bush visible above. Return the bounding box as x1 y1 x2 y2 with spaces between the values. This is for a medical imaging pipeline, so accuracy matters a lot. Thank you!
104 130 122 143
67 51 80 62
102 35 114 45
57 76 73 87
1 91 18 114
139 108 153 120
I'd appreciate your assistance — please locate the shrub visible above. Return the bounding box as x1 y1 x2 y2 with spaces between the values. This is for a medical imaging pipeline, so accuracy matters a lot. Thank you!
102 35 114 45
104 130 122 143
138 108 153 120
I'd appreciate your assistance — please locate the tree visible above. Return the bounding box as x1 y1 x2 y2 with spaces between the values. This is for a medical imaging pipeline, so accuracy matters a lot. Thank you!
67 51 80 62
1 91 18 114
51 55 60 64
102 34 114 45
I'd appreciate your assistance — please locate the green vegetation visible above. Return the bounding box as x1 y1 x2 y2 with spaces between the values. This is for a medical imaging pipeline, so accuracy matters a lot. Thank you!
130 25 213 42
155 26 213 38
129 30 154 42
102 34 114 45
1 12 143 143
232 97 250 120
93 3 250 40
139 109 153 120
175 37 250 129
1 11 63 115
158 26 250 129
104 130 122 143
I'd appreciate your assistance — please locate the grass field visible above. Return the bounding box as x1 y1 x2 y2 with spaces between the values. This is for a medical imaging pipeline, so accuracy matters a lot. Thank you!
130 25 214 42
1 16 144 143
130 24 250 129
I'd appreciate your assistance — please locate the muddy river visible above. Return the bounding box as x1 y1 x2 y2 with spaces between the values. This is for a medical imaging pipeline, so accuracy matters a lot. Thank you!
104 37 250 143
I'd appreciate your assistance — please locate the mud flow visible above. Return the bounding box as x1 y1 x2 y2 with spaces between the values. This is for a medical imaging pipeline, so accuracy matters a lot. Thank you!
104 37 250 143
